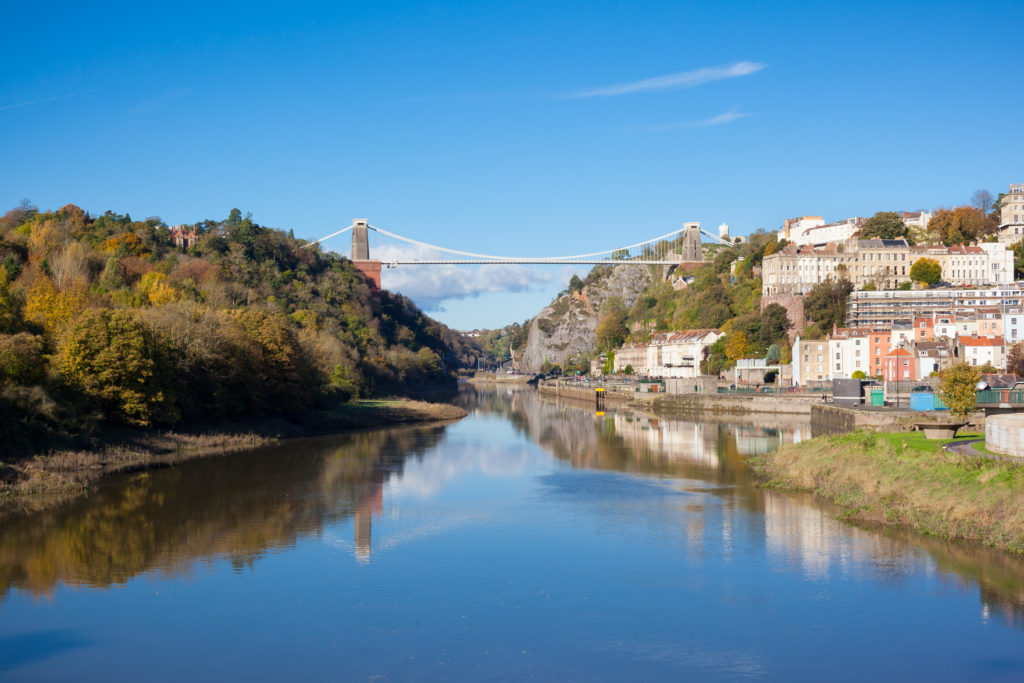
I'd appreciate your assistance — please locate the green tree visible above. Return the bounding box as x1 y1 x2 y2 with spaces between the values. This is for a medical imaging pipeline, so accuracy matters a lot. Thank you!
860 211 910 241
759 303 792 347
602 353 614 375
568 274 584 294
0 266 23 333
804 278 853 332
909 257 941 285
623 364 634 375
851 370 866 379
0 333 46 386
938 362 981 421
58 309 178 425
99 256 127 290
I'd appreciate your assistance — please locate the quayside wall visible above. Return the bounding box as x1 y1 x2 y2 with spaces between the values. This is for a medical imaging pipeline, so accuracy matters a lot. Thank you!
538 383 933 435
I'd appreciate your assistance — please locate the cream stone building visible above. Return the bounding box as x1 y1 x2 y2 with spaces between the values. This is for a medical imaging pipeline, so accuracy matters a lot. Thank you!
764 238 1013 297
998 184 1024 244
791 337 830 386
762 239 912 296
612 345 647 375
910 242 1013 287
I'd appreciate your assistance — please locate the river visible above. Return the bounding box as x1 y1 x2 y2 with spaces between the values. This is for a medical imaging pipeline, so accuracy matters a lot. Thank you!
2 385 1024 680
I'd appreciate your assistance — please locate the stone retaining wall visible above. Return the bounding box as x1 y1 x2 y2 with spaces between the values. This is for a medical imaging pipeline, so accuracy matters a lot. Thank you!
986 414 1024 457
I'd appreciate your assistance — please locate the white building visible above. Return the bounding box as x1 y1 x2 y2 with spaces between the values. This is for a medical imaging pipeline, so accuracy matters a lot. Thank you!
958 336 1005 370
828 328 873 379
901 211 933 229
645 330 723 378
792 217 864 246
782 215 826 245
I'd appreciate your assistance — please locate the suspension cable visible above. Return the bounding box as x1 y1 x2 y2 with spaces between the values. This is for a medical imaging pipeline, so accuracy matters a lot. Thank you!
302 224 354 248
366 224 686 261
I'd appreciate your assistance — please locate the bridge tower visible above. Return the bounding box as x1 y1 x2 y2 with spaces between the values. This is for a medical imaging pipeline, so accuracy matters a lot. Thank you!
351 219 382 289
679 222 704 262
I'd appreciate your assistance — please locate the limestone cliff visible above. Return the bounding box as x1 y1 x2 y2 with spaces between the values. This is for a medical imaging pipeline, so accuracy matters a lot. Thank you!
517 265 654 372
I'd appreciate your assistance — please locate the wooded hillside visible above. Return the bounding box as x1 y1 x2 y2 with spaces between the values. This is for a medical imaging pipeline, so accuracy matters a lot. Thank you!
0 202 477 451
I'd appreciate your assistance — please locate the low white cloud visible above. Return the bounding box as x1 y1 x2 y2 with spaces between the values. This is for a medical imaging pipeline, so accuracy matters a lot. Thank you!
566 61 765 98
374 243 559 311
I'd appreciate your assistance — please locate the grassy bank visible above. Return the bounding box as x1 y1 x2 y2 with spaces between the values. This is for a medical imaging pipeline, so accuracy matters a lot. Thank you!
749 430 1024 555
0 399 466 517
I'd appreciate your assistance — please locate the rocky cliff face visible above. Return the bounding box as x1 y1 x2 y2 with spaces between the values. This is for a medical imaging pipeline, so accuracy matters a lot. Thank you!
517 265 654 372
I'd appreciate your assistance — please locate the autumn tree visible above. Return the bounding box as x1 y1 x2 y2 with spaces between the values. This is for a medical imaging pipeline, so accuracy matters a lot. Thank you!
927 206 996 245
859 211 910 241
725 330 751 361
938 362 981 421
595 297 629 352
58 309 178 425
1008 343 1024 378
909 257 941 285
23 276 89 338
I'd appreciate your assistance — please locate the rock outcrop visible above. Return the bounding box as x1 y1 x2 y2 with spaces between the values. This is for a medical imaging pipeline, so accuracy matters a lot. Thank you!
517 265 654 372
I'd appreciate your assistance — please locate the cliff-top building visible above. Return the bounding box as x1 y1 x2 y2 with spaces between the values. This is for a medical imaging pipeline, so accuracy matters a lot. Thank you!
999 184 1024 244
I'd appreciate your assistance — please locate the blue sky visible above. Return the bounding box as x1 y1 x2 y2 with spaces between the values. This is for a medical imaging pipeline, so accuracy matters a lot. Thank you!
2 1 1021 329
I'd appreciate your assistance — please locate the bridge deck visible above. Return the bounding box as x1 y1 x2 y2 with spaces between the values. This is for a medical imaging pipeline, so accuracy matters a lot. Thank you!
383 260 684 266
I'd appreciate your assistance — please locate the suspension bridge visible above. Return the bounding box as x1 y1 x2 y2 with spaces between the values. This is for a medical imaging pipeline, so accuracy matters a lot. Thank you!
305 219 734 272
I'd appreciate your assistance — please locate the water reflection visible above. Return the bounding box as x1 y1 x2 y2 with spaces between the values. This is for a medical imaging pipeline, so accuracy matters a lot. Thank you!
0 426 445 596
2 385 1024 641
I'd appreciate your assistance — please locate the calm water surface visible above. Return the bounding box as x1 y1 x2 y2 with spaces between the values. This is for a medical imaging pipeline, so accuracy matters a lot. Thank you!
3 386 1024 680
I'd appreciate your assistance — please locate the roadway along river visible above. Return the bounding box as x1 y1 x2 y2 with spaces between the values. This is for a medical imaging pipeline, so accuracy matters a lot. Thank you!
3 385 1024 680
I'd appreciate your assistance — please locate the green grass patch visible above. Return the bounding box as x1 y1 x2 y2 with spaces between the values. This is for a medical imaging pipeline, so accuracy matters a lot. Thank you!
879 430 982 455
752 428 1024 555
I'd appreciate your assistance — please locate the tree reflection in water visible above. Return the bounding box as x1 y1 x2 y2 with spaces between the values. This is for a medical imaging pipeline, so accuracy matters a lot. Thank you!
0 425 446 597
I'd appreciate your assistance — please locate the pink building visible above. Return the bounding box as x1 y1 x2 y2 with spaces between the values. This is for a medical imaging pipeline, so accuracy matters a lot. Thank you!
884 347 917 382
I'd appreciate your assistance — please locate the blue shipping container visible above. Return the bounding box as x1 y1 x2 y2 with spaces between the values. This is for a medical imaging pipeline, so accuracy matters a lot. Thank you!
910 392 947 411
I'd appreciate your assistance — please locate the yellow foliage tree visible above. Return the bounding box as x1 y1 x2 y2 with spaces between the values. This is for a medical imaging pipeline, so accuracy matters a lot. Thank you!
725 330 750 361
23 276 89 338
27 220 61 262
102 232 149 256
137 272 181 306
